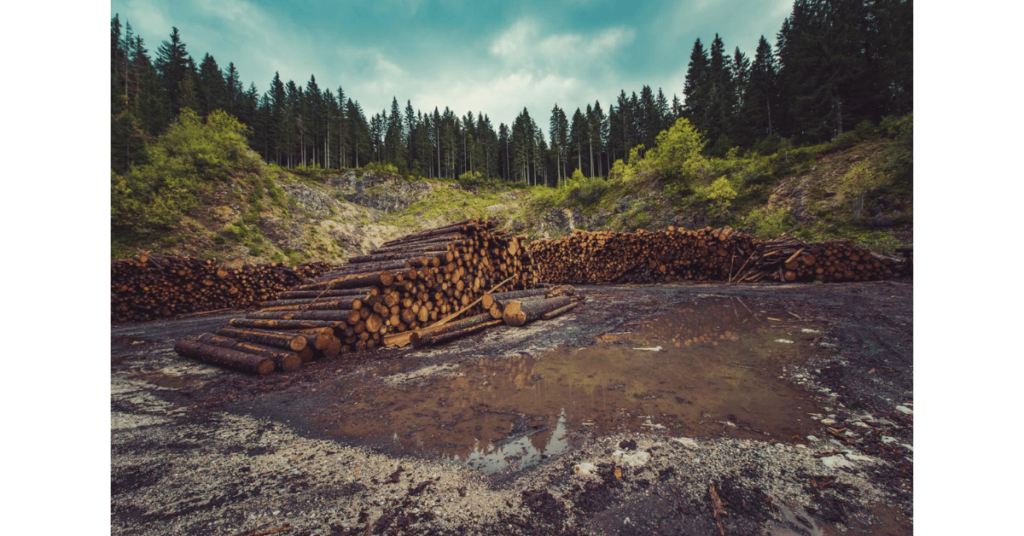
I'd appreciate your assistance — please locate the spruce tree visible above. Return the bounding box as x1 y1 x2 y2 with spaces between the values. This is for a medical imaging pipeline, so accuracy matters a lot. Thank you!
155 27 190 117
198 53 228 116
683 38 710 133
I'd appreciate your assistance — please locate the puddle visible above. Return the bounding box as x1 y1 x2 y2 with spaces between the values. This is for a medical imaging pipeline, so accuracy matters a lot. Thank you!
298 297 827 474
127 369 199 389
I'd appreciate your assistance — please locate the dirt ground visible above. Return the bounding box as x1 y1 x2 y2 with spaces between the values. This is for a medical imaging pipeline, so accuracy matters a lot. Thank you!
111 279 913 535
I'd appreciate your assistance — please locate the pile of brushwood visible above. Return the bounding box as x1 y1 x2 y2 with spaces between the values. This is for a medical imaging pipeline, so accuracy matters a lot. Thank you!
174 219 584 375
527 226 907 284
111 254 331 323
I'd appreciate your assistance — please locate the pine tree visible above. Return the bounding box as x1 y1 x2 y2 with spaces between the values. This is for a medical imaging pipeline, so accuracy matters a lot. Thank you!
683 38 710 133
569 108 587 176
198 53 228 116
155 27 190 117
741 35 780 145
225 62 242 115
706 33 735 152
590 101 606 177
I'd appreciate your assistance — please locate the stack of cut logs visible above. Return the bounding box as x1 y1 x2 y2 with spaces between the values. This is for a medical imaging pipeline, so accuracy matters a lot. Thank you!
528 226 761 284
734 235 906 283
174 219 583 375
528 226 906 285
111 255 331 323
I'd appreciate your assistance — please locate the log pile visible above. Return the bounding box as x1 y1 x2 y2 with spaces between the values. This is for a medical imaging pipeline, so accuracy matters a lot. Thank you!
111 254 331 323
175 219 544 374
528 226 907 285
734 236 906 283
528 226 761 284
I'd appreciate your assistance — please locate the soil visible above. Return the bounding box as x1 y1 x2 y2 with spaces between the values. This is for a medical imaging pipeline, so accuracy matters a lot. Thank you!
111 279 913 535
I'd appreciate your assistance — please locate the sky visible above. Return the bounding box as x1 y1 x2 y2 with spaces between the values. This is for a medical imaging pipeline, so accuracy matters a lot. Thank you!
110 0 793 128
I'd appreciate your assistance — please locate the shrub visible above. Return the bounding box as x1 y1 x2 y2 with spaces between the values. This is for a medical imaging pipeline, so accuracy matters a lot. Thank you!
111 108 262 234
741 207 795 239
363 161 399 176
696 177 739 220
647 118 708 186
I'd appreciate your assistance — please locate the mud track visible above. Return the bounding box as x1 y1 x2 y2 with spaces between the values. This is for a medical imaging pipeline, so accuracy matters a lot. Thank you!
112 280 912 535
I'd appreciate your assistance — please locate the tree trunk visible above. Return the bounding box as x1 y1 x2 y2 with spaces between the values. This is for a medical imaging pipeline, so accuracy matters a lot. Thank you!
175 339 275 375
502 296 573 326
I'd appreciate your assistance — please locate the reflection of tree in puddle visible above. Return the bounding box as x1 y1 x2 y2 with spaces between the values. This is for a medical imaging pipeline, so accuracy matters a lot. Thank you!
311 297 822 473
448 410 569 475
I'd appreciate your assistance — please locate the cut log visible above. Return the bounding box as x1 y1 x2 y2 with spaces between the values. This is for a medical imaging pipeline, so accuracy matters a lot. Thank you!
196 333 303 371
540 300 581 320
410 312 494 348
295 271 394 291
230 318 343 331
427 319 503 347
216 327 307 352
275 287 372 300
502 296 574 327
246 310 361 322
174 339 275 375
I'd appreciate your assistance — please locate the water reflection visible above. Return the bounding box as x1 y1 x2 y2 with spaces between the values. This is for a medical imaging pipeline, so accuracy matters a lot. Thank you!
306 298 824 473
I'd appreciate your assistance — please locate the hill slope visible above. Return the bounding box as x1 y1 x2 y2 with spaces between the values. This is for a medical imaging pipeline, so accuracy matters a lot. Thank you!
112 116 912 264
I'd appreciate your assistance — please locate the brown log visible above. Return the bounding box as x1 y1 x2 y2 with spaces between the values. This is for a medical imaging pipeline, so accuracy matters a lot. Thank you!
216 327 307 351
174 339 275 375
246 310 363 322
540 300 581 320
260 297 362 310
230 318 343 331
410 312 494 347
196 333 303 371
503 296 573 326
425 319 503 347
295 271 394 291
275 287 372 300
481 288 550 309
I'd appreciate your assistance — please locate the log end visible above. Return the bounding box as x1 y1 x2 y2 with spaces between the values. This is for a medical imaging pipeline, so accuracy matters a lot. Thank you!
502 301 527 327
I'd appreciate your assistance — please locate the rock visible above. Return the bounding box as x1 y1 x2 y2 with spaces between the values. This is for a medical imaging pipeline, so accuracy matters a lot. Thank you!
895 405 913 415
612 449 650 468
672 437 699 449
573 462 598 478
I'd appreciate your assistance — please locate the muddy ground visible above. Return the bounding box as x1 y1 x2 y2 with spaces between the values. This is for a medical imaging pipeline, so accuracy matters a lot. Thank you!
111 279 913 535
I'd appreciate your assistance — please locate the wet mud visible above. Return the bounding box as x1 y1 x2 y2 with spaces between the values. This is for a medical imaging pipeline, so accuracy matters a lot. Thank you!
270 298 828 475
111 280 913 535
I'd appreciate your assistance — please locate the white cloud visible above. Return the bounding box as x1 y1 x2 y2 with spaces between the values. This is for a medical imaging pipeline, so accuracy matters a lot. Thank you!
489 19 635 76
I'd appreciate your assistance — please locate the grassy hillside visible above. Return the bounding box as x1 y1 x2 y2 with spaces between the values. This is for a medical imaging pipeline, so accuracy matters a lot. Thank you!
517 115 912 253
111 113 912 264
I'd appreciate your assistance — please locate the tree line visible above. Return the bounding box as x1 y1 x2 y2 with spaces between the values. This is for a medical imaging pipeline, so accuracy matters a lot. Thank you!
111 0 911 185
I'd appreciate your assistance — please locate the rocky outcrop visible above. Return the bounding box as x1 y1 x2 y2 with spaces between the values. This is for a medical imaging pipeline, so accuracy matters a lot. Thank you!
327 172 437 213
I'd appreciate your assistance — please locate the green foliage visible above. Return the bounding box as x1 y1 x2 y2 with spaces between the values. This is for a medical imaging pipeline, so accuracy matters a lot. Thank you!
831 130 861 150
696 177 739 220
838 160 888 215
112 108 263 235
741 207 795 239
853 119 876 139
879 113 913 186
459 170 483 182
627 145 645 166
646 118 709 186
363 161 399 176
569 168 586 183
568 176 610 207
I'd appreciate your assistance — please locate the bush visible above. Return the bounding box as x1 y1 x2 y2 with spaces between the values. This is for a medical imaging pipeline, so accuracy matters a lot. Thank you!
647 118 709 186
363 161 399 176
696 177 739 220
741 207 795 239
568 176 609 207
854 119 876 139
111 108 262 234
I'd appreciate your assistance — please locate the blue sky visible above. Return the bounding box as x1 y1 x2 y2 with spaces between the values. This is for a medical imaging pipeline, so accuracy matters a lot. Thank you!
110 0 793 128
